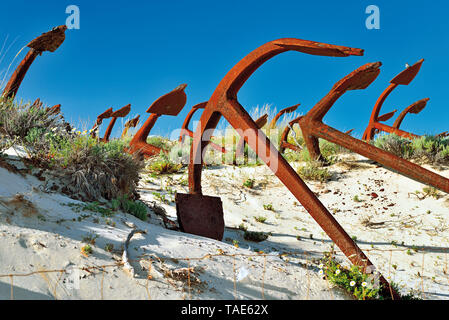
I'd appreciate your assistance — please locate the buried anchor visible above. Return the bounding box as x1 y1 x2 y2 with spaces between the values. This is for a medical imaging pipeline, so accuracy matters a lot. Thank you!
128 84 188 158
174 38 400 298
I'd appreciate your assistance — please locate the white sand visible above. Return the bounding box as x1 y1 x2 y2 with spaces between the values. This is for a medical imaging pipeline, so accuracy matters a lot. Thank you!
0 151 448 300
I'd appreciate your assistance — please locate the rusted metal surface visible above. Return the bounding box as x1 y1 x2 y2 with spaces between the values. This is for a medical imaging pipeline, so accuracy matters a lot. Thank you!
46 104 61 115
179 102 208 143
121 115 141 139
102 104 131 142
129 85 188 158
279 117 303 154
392 98 429 129
2 26 67 99
268 103 300 129
175 193 224 241
235 113 268 160
362 59 424 141
178 102 227 153
296 63 449 196
31 98 43 109
180 107 234 151
175 38 398 298
91 107 113 138
146 84 187 116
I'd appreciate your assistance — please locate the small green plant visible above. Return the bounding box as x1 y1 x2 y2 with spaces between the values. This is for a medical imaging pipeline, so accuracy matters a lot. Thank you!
105 218 116 227
297 162 331 182
422 187 441 200
263 203 274 211
147 152 182 175
152 192 169 204
81 244 93 256
254 216 267 223
114 195 148 221
353 195 363 202
319 251 380 300
243 178 256 188
244 231 269 242
82 233 98 245
238 223 248 231
104 243 114 253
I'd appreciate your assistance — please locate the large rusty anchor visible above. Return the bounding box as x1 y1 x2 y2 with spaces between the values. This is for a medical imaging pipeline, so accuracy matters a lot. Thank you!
121 115 141 139
128 84 187 158
179 102 227 153
295 63 449 195
101 104 131 142
174 38 398 298
267 103 300 130
392 98 429 131
2 26 67 99
279 117 304 154
362 59 426 141
91 107 113 138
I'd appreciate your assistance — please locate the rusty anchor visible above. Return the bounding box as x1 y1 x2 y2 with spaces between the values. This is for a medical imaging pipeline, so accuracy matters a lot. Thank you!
174 38 398 298
295 62 449 196
268 103 300 130
91 107 113 138
179 102 227 154
45 104 61 115
121 115 141 139
279 117 304 154
2 26 67 99
101 104 131 143
31 98 43 109
362 59 426 142
392 98 429 130
128 84 187 158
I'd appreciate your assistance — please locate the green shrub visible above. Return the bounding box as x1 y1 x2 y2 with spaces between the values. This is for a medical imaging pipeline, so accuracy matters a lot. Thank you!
254 216 267 223
0 98 144 201
297 162 332 182
146 136 172 151
320 249 422 300
113 195 148 221
244 231 269 242
52 136 143 201
147 152 182 175
374 134 449 165
319 252 381 300
243 178 256 188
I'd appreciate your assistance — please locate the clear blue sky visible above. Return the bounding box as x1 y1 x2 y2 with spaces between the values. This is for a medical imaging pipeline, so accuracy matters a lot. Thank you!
1 0 448 138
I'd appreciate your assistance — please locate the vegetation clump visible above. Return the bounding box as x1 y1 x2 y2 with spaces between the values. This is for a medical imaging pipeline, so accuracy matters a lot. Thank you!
374 134 449 165
147 152 182 175
243 230 269 242
319 248 422 300
297 161 332 182
0 98 144 201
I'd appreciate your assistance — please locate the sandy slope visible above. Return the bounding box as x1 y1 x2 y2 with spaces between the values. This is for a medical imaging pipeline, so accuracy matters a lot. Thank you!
1 149 448 300
0 152 340 300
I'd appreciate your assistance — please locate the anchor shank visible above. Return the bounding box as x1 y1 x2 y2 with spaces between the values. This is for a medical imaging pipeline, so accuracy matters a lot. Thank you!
311 121 449 193
2 49 39 99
